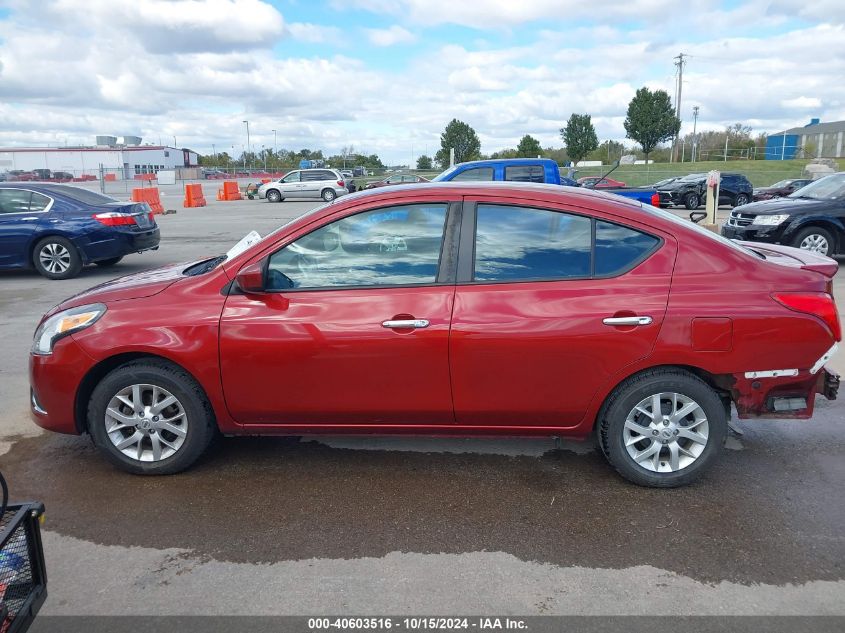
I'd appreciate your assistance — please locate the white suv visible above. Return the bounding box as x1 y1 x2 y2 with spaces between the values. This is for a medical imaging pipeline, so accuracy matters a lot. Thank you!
259 169 348 202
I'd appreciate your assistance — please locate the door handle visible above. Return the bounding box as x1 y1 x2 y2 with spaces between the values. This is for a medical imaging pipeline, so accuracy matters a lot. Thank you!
382 319 430 329
20 216 39 221
603 316 653 326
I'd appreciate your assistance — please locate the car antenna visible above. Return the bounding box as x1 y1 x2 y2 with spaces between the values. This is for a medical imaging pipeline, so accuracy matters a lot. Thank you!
586 159 621 189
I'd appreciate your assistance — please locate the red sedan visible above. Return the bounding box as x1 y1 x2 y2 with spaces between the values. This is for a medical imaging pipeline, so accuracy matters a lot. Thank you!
578 176 626 189
364 173 430 189
30 183 840 486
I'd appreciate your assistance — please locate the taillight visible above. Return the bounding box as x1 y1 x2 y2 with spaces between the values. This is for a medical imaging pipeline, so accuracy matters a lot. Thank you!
772 292 841 341
93 212 136 226
337 180 344 187
650 193 660 207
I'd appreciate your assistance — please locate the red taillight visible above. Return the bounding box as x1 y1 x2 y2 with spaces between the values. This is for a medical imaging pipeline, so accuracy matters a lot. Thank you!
772 292 841 341
337 180 344 187
93 212 136 226
650 193 660 207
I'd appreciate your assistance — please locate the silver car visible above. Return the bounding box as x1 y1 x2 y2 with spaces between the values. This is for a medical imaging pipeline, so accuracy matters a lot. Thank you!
258 168 348 203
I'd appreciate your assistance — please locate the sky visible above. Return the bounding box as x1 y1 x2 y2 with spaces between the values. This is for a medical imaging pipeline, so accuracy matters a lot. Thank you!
0 0 843 164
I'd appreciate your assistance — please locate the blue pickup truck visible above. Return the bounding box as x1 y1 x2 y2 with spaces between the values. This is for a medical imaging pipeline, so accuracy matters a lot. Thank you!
433 158 659 206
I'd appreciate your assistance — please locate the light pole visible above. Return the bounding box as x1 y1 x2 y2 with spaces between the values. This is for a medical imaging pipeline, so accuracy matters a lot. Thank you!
262 145 266 171
691 106 699 162
272 129 277 156
212 143 216 165
173 135 177 148
242 120 250 169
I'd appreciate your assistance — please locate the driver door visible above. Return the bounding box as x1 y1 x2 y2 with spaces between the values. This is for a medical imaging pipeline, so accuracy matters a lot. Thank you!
279 171 304 196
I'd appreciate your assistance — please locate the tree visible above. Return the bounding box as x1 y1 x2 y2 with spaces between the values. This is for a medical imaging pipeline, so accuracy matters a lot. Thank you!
623 87 681 163
516 134 543 158
416 155 433 170
561 114 599 164
435 119 481 167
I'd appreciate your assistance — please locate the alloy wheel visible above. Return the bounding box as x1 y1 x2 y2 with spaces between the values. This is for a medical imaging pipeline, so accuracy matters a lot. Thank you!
39 243 71 274
104 384 188 462
799 234 830 255
623 392 709 473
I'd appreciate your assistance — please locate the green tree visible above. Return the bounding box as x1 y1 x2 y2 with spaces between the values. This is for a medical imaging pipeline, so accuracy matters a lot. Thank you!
623 87 680 163
516 134 543 158
416 155 433 170
435 119 481 167
560 114 599 164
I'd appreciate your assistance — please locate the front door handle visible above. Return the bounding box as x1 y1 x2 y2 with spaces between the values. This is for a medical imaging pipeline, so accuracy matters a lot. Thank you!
20 216 39 221
382 319 430 329
603 316 653 326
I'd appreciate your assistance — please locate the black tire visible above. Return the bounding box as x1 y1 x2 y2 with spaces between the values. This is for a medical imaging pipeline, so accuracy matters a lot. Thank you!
321 188 336 202
266 189 282 203
683 192 700 210
87 360 216 475
32 236 83 280
95 256 123 267
792 225 835 257
598 369 727 487
733 193 749 207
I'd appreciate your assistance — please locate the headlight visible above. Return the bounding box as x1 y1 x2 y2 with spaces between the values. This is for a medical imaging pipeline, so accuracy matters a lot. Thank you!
751 214 789 226
32 303 106 355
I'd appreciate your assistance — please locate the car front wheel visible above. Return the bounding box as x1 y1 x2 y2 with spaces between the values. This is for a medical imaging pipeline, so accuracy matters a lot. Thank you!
599 369 727 487
33 236 83 280
266 189 282 203
88 360 216 475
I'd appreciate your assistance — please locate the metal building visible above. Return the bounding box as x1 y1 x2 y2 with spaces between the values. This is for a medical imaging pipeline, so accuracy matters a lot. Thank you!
766 118 845 160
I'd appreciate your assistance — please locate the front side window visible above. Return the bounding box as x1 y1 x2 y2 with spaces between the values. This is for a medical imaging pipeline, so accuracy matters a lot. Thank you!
504 165 545 183
451 167 494 182
0 189 33 214
266 204 448 290
282 171 301 183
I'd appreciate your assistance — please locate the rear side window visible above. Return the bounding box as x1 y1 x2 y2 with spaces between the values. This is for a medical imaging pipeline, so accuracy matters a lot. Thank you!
594 220 660 276
451 167 494 182
29 192 51 212
0 189 33 214
504 165 544 183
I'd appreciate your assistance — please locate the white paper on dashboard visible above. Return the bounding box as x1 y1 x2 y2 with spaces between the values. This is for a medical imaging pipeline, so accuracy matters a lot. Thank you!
226 230 262 260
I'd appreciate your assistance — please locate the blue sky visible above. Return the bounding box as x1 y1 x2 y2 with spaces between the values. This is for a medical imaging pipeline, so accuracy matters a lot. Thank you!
0 0 843 164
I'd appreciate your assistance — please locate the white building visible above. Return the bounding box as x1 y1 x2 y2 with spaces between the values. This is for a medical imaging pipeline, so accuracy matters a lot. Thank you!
0 141 199 179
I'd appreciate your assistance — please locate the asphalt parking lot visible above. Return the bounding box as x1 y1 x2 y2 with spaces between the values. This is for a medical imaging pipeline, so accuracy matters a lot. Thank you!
1 183 844 615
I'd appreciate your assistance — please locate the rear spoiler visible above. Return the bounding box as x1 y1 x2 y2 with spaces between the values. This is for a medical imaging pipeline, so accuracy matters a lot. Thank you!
738 241 839 278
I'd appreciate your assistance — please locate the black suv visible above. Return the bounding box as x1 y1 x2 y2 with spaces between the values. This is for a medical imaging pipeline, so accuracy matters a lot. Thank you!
657 172 753 210
721 172 845 257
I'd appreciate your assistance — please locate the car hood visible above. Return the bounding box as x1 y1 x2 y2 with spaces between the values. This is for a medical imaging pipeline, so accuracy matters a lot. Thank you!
739 197 827 215
48 262 189 315
659 180 700 191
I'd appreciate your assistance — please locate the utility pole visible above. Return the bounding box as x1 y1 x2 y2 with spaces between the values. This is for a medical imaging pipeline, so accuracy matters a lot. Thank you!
672 53 686 163
272 129 277 160
691 106 699 162
242 120 250 168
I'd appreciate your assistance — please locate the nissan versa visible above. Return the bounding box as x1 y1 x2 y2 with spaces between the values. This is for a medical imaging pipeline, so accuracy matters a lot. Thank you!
30 183 840 487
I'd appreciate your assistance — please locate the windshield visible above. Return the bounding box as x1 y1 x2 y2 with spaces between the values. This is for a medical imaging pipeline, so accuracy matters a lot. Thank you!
788 173 845 200
768 180 790 188
432 165 460 181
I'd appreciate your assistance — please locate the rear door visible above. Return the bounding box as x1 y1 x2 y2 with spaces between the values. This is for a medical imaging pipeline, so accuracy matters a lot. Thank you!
449 196 677 427
0 188 53 267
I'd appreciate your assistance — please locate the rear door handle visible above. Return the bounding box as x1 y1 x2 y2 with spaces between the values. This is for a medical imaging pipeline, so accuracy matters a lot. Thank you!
603 316 653 326
382 319 430 329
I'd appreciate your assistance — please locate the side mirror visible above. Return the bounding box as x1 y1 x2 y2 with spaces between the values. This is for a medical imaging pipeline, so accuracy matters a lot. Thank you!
236 261 265 294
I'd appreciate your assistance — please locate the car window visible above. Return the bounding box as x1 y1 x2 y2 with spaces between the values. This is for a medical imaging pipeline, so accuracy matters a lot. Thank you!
451 167 494 182
0 189 33 214
29 192 51 212
504 165 544 183
403 175 417 183
474 205 591 282
282 172 300 183
595 221 660 276
386 175 402 184
265 204 448 290
788 173 845 200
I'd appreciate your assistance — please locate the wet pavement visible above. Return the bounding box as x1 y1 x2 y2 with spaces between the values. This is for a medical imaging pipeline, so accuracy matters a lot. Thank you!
1 194 844 615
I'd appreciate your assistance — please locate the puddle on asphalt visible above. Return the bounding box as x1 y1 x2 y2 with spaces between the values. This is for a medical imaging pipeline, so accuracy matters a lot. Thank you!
0 431 842 586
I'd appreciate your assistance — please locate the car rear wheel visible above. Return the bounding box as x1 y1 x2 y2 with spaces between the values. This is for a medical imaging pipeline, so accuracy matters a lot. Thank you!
793 226 834 257
598 369 727 487
266 189 282 203
95 256 123 267
321 188 336 202
33 236 83 280
733 193 749 207
683 193 700 210
88 360 216 475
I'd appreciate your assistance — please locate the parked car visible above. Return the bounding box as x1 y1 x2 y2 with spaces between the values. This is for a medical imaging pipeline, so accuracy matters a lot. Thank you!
648 177 679 189
50 171 74 182
753 178 812 201
8 171 36 182
722 172 845 257
577 176 626 189
29 182 839 487
202 169 229 180
340 170 354 180
657 173 753 209
434 158 659 206
258 168 348 202
0 183 160 279
364 173 430 189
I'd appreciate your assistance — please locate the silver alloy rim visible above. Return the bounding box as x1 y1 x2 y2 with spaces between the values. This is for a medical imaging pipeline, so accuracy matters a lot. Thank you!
268 191 280 202
39 243 71 274
736 195 747 206
799 234 829 255
104 384 188 462
623 392 709 473
323 190 335 201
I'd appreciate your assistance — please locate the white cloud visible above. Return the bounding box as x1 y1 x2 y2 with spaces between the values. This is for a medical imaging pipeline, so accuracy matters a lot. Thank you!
286 22 343 44
365 25 417 47
781 96 823 110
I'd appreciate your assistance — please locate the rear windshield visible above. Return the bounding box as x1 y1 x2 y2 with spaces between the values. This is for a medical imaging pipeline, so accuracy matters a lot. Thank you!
44 186 118 205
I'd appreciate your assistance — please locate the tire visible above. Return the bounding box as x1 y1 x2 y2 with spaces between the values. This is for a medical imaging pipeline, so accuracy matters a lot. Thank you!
266 189 282 203
733 193 749 207
32 236 83 280
87 360 216 475
683 192 700 210
598 369 727 488
95 256 123 267
792 226 835 257
321 188 336 202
